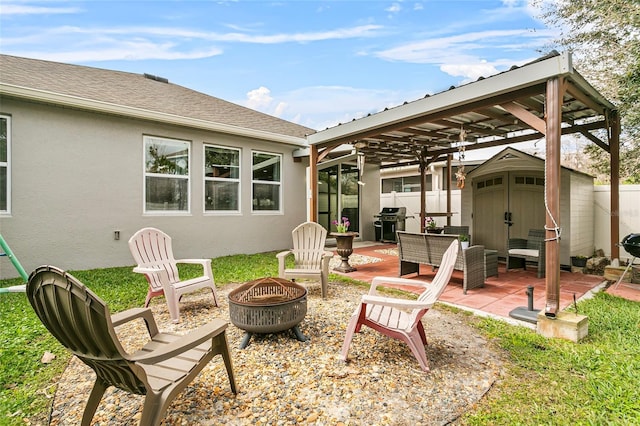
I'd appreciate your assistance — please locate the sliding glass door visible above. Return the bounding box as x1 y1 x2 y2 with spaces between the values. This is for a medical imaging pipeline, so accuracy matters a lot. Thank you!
317 163 360 233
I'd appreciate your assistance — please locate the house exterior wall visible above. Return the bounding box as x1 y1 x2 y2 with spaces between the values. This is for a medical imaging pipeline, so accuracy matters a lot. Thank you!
0 98 308 279
359 163 381 242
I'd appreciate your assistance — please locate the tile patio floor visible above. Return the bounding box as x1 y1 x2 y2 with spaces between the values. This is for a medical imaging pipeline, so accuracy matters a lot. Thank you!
329 241 639 326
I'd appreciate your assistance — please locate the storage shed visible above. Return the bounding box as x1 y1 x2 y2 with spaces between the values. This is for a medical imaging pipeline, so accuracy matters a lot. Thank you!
460 147 594 266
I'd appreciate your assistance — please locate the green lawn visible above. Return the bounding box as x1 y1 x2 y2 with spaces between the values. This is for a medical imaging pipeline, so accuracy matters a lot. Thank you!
459 293 640 424
1 253 639 424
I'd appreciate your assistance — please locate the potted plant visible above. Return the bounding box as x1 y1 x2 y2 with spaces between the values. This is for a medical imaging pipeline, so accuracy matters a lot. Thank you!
330 217 359 272
333 217 350 233
459 234 470 249
571 255 589 268
425 217 443 234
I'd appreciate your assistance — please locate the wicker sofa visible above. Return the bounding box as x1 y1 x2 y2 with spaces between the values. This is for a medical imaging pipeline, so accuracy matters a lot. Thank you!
397 231 486 294
443 225 469 238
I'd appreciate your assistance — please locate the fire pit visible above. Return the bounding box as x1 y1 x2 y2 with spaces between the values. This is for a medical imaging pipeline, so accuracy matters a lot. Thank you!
228 277 308 349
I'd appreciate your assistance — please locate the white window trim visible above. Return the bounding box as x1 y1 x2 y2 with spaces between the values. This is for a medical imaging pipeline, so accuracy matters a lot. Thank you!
251 150 283 215
142 135 191 216
0 114 10 216
203 144 242 215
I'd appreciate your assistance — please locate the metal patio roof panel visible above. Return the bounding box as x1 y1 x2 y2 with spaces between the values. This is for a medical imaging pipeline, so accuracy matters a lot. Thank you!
307 51 616 166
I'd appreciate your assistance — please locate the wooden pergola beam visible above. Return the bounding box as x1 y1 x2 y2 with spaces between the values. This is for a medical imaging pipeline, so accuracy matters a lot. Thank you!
579 129 609 152
499 101 547 134
566 81 605 115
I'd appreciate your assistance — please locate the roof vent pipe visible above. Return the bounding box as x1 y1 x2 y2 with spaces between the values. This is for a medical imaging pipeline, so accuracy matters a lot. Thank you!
143 73 169 83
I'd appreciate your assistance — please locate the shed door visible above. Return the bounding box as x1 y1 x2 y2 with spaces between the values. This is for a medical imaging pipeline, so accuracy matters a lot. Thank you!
508 173 546 241
473 172 545 256
473 174 508 254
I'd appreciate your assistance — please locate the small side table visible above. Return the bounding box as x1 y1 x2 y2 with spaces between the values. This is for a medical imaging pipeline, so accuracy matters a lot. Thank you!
484 249 499 279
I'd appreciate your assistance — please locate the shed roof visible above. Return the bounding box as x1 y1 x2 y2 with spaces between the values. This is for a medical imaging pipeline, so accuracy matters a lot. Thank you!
466 146 594 179
307 51 617 167
0 54 314 146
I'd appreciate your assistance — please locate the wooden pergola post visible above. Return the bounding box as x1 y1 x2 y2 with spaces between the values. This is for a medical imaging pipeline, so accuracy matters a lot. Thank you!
309 144 318 222
544 77 564 317
610 110 621 260
447 154 452 227
419 153 427 233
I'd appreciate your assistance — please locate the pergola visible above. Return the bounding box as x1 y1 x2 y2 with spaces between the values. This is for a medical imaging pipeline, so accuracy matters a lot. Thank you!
306 51 620 318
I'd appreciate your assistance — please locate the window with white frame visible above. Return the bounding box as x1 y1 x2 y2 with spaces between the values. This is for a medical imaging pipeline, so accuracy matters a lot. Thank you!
252 151 281 212
204 145 240 212
143 136 190 213
0 115 9 214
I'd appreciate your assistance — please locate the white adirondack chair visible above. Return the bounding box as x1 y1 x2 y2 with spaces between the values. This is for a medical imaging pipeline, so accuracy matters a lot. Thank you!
276 222 334 298
128 227 218 323
340 240 459 371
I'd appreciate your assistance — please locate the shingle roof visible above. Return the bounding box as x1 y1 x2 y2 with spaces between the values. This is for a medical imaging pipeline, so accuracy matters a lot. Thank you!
0 54 315 140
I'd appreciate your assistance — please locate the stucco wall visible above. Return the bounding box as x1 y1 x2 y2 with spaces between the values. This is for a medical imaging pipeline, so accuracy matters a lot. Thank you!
0 98 308 278
359 163 381 242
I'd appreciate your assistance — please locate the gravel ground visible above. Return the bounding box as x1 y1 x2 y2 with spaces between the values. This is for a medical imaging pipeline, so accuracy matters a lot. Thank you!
49 278 504 426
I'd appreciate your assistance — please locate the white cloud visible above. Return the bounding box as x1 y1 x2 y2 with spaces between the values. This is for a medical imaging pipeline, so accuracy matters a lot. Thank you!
386 3 401 13
372 28 555 81
26 23 384 44
241 85 426 130
246 86 274 110
501 0 521 7
273 102 288 118
0 4 81 15
440 61 499 84
8 44 223 63
1 23 385 62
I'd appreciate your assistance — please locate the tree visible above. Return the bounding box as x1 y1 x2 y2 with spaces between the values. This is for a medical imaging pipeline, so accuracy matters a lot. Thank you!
537 0 640 183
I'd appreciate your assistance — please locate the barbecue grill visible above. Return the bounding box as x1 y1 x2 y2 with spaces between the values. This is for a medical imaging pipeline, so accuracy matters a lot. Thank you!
375 207 407 243
613 233 640 289
622 233 640 258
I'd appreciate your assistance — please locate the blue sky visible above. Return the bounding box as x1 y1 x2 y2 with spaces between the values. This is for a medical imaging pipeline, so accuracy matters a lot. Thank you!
0 1 558 132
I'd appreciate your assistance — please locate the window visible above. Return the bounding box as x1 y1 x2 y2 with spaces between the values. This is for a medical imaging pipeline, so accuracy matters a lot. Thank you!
252 151 281 212
204 145 240 212
0 115 9 214
477 176 503 189
515 175 544 186
143 136 190 213
382 175 429 193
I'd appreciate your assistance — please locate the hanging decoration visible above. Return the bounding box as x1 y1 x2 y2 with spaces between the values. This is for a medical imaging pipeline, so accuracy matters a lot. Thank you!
357 151 366 186
455 126 467 189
